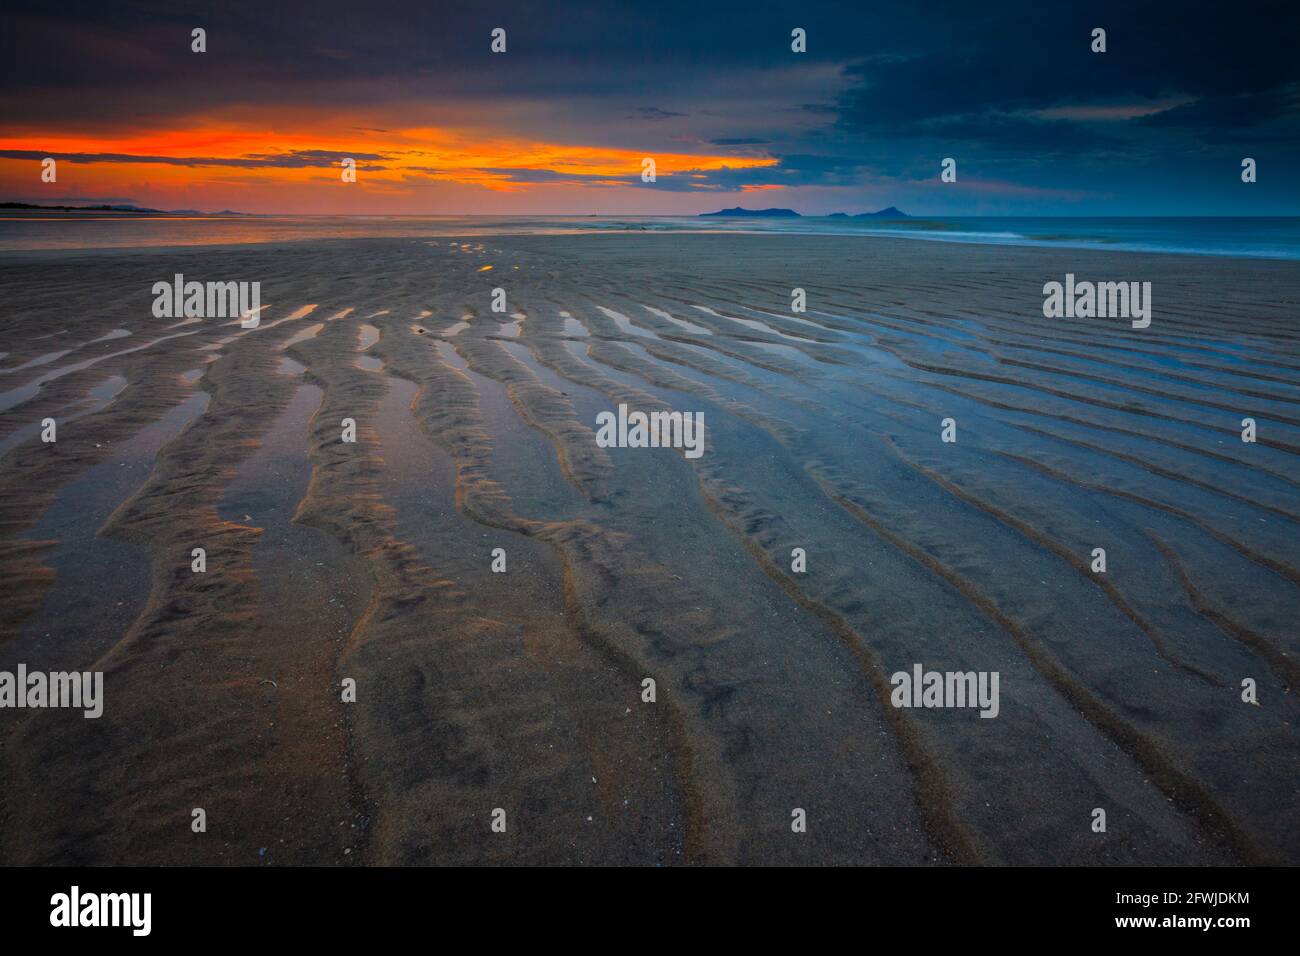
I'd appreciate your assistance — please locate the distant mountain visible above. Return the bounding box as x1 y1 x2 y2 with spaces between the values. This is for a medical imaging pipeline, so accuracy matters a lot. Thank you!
699 207 800 218
825 207 910 219
860 206 908 218
1 201 165 213
0 201 249 215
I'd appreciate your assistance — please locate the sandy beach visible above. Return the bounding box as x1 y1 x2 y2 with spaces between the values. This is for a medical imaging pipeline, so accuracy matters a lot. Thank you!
0 232 1297 865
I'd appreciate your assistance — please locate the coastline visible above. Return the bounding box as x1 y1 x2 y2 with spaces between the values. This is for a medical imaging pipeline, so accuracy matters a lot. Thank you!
3 214 1300 260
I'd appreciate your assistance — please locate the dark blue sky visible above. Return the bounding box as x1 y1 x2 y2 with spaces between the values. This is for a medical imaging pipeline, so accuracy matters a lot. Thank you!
2 0 1297 214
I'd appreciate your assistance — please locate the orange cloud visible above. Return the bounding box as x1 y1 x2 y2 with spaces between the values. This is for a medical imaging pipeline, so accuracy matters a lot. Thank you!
0 119 779 209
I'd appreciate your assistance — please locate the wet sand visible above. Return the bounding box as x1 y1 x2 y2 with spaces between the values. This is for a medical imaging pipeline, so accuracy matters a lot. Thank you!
0 233 1297 865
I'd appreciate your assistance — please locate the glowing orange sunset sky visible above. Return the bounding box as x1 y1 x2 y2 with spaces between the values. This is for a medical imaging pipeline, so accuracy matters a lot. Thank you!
1 1 1294 216
0 119 783 214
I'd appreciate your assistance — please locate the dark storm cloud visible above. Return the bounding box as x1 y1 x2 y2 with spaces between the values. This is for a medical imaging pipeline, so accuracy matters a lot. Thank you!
628 108 687 121
476 168 630 185
1137 85 1300 130
762 154 871 186
831 0 1300 153
0 0 881 120
5 0 1294 149
910 113 1120 153
461 165 785 192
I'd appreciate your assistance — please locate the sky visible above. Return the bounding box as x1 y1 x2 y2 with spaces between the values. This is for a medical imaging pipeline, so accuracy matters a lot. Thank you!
1 0 1297 216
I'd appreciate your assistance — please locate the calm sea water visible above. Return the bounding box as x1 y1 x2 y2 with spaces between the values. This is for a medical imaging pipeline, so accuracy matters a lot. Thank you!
2 213 1298 260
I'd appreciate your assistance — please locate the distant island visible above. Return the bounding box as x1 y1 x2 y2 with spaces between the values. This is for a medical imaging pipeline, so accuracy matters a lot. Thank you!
700 206 908 218
699 207 800 218
0 202 248 216
827 206 910 219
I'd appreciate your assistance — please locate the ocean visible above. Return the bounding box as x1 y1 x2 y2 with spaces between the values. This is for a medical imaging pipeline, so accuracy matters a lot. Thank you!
2 212 1299 260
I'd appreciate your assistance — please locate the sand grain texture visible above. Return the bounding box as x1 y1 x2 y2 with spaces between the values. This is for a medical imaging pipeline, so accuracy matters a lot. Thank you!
0 234 1296 865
